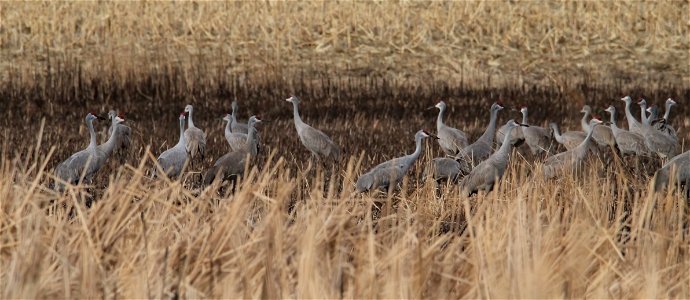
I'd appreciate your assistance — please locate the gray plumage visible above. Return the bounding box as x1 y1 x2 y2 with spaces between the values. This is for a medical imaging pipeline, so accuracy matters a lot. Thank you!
460 120 525 196
55 113 107 188
432 101 469 155
454 102 504 165
652 98 677 140
427 157 471 184
638 99 650 125
542 118 603 179
621 96 645 134
183 104 207 160
100 111 129 157
224 113 248 151
496 121 525 148
231 100 249 134
550 123 586 151
203 116 262 186
605 105 650 156
156 113 189 178
356 130 435 193
286 96 340 160
653 150 690 192
519 106 552 155
581 105 616 149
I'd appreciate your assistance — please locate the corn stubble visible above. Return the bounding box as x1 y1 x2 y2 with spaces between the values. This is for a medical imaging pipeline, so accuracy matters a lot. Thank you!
1 1 690 298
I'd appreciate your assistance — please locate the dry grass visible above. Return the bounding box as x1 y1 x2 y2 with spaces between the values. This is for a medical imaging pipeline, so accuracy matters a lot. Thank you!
1 1 690 298
1 1 688 88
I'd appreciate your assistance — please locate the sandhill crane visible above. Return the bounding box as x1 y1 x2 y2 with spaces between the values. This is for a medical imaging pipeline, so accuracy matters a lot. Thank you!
203 116 262 186
156 113 189 178
646 105 659 124
286 95 340 161
496 118 525 148
98 113 126 157
519 106 552 156
106 110 131 156
231 100 249 134
605 106 650 156
430 100 469 155
460 120 527 196
224 113 247 151
183 104 207 161
427 157 471 184
431 102 505 182
653 98 677 139
581 105 616 149
621 96 644 134
550 123 586 151
356 130 436 193
55 113 107 189
455 102 505 163
542 118 603 179
638 99 650 125
652 150 690 192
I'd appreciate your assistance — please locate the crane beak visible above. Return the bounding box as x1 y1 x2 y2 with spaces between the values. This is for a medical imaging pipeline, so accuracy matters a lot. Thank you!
429 133 439 140
426 106 436 110
518 122 529 127
95 114 107 120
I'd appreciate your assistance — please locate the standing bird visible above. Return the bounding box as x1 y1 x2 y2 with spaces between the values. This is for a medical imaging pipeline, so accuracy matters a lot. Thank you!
581 105 616 149
106 110 132 157
550 122 586 151
156 113 189 178
431 102 505 182
652 150 690 192
55 113 107 188
652 98 677 139
183 104 207 161
430 100 469 155
455 102 505 164
286 95 340 161
98 113 127 157
460 120 527 196
203 116 262 186
541 118 603 179
604 106 650 156
224 113 248 151
519 106 552 156
356 130 436 193
621 96 644 134
230 100 249 134
496 116 526 148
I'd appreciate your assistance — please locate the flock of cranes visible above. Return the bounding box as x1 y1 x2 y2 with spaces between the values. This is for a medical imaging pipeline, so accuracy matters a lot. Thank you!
53 95 686 196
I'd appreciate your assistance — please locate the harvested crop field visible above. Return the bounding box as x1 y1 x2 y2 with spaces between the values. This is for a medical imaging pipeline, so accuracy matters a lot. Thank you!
1 2 690 299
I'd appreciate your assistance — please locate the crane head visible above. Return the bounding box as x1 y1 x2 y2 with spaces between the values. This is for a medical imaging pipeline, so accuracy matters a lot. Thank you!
184 105 193 113
286 95 299 103
179 112 186 120
646 105 656 113
519 106 528 114
115 116 125 124
620 96 632 103
666 98 676 106
420 130 439 140
580 105 591 114
222 114 231 122
637 98 646 106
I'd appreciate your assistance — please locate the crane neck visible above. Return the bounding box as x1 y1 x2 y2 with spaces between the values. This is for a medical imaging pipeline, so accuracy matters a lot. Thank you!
575 124 595 158
291 101 304 125
100 121 119 156
581 112 590 133
478 109 498 145
623 100 638 126
497 126 516 156
521 110 528 125
178 118 186 145
663 102 673 120
224 118 232 134
245 123 258 156
551 125 563 143
607 110 620 132
408 134 425 161
187 111 195 128
436 107 445 129
640 103 647 123
87 118 97 149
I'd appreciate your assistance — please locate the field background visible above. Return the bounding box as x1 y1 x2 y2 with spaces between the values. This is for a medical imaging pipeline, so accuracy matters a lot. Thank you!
1 1 690 299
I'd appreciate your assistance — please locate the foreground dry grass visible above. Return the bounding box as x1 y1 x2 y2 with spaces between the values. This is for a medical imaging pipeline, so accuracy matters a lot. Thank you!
1 144 689 298
1 1 688 87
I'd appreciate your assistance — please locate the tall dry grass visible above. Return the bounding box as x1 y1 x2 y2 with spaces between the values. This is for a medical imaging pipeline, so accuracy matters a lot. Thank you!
1 1 688 88
1 134 689 298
